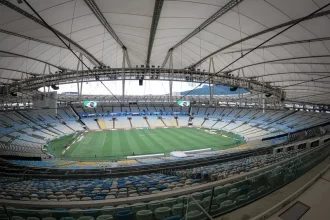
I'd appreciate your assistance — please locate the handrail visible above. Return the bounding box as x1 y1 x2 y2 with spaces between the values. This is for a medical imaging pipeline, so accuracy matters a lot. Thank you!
0 142 328 209
251 163 330 220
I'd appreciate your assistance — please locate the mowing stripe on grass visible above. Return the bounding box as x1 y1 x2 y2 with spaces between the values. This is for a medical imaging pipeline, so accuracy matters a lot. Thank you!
122 129 135 156
111 130 122 156
130 130 154 156
51 127 244 161
143 129 167 154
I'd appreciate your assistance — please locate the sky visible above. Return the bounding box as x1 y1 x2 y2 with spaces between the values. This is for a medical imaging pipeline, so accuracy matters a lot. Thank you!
40 80 201 95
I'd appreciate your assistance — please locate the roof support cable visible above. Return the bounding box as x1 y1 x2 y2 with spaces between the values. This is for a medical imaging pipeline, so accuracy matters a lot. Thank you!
0 29 67 49
0 50 68 71
1 0 102 66
175 2 330 103
199 30 202 70
162 0 244 68
224 37 330 54
237 3 243 59
180 43 183 69
102 27 106 65
68 0 78 47
22 0 121 103
226 55 330 73
23 39 31 80
189 8 330 69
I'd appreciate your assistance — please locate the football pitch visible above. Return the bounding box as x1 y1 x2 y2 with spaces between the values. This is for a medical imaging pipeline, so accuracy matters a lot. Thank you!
51 128 244 160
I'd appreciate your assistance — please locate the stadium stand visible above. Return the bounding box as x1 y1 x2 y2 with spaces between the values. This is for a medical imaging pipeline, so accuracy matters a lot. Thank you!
0 106 329 219
177 116 189 127
0 139 328 220
1 1 330 219
81 119 99 130
114 118 131 129
148 116 165 128
2 106 330 162
131 117 148 128
0 143 321 202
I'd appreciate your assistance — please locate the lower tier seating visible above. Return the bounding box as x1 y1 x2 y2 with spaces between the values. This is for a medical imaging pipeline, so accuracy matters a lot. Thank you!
0 142 329 220
1 148 306 202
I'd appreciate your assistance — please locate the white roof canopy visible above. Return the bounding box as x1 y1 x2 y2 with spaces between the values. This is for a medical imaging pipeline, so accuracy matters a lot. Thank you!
1 0 330 104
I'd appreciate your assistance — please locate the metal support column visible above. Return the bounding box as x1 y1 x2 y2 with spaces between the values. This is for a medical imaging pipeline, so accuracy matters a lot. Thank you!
208 57 215 104
76 54 81 101
42 63 47 94
279 89 283 110
240 68 246 107
259 76 263 110
237 69 242 107
169 50 173 103
79 55 84 105
262 98 265 113
48 65 51 93
122 48 126 102
169 50 174 102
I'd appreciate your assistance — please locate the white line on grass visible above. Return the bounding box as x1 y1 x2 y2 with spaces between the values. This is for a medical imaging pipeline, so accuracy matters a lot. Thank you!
71 136 92 156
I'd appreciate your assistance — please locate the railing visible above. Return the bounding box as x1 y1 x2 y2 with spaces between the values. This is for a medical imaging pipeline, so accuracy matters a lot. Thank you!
0 141 329 220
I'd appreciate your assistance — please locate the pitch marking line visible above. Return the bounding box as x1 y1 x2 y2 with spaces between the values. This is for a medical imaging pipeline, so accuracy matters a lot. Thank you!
71 136 92 156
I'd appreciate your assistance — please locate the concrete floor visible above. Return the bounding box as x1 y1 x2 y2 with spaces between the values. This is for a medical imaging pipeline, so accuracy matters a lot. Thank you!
267 169 330 220
215 157 330 220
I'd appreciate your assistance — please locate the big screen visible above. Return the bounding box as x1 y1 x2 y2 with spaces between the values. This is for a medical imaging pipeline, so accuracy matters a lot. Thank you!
177 100 190 107
84 101 97 108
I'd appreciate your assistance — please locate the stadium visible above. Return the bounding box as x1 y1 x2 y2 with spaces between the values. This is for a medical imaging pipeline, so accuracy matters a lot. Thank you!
1 0 330 220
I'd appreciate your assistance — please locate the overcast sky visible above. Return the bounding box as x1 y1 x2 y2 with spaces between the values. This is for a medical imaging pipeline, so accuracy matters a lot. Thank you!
40 80 202 95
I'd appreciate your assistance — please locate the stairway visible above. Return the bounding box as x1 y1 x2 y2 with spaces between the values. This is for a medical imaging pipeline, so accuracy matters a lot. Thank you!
231 121 247 131
200 119 207 127
221 120 233 130
69 105 80 119
36 127 57 137
69 105 86 130
160 118 167 126
31 133 47 140
51 125 66 134
145 118 151 128
211 120 219 128
97 119 107 129
44 127 61 136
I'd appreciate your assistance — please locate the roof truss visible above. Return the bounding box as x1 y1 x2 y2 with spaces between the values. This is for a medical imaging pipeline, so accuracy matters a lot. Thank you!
1 0 103 67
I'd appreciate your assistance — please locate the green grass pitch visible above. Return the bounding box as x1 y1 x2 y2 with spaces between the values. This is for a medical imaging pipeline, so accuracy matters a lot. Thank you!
50 128 244 161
